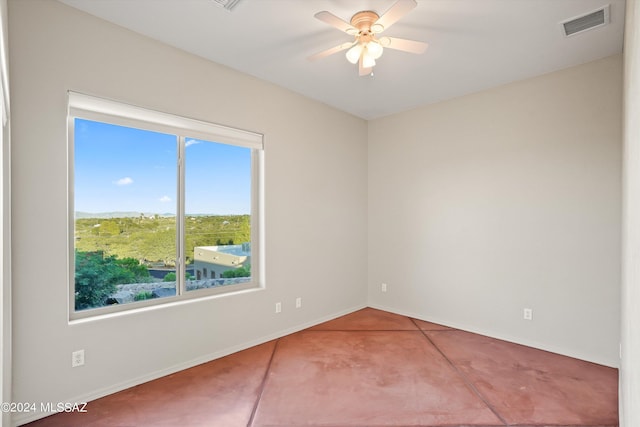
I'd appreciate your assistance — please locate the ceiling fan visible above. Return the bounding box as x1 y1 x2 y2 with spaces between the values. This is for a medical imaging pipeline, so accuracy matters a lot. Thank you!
309 0 428 76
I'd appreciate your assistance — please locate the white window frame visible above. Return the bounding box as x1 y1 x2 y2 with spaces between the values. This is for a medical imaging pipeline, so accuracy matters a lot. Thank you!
68 91 264 321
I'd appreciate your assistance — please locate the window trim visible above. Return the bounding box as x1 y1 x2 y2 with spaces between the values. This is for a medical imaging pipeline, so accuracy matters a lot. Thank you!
67 91 264 321
68 92 262 150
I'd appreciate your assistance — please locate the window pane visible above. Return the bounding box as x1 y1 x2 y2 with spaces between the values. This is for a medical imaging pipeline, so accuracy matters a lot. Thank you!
184 138 252 291
74 119 177 310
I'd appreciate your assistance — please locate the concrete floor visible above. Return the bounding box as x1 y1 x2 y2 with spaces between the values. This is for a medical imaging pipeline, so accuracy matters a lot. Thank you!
27 308 619 426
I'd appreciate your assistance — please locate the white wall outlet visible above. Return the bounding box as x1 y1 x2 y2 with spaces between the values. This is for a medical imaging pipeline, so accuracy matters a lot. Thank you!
523 308 533 320
381 283 387 292
295 297 302 308
71 349 85 367
275 302 282 313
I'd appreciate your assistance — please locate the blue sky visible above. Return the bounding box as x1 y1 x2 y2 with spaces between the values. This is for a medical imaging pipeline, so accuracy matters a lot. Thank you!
74 118 251 215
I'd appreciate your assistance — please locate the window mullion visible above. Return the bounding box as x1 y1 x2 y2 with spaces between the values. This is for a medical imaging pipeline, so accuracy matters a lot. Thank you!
177 135 186 295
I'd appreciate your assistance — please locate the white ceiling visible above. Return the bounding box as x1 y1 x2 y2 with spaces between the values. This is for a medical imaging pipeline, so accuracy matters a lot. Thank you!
58 0 625 120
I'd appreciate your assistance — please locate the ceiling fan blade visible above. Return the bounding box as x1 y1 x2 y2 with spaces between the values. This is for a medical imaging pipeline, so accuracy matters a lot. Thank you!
381 36 428 54
359 55 373 76
314 11 358 34
374 0 417 32
308 42 354 61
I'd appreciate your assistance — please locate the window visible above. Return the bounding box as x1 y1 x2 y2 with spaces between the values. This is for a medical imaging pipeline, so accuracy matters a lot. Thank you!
68 92 263 319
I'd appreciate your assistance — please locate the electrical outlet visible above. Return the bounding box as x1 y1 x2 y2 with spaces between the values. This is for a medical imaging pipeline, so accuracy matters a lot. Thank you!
275 302 282 313
523 308 533 321
295 297 302 308
381 283 387 292
71 350 85 368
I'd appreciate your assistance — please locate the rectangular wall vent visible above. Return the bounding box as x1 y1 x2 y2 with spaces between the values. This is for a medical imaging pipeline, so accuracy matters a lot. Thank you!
561 5 610 37
210 0 242 11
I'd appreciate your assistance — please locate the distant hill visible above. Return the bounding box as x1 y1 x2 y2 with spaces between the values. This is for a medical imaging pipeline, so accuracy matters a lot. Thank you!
75 212 175 219
74 214 250 266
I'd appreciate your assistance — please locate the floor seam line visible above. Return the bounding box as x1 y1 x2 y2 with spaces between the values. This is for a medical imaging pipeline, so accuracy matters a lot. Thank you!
247 338 280 427
411 319 509 426
304 329 459 333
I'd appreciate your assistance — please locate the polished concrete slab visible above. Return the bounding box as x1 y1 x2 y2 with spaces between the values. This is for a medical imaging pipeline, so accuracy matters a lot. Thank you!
308 307 419 331
26 308 618 427
427 329 618 426
27 341 276 427
252 330 502 426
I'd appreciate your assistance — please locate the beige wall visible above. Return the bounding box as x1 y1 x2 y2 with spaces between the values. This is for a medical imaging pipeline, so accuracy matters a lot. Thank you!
368 54 622 367
7 0 627 424
1 115 10 427
1 0 10 425
621 0 640 425
8 1 368 424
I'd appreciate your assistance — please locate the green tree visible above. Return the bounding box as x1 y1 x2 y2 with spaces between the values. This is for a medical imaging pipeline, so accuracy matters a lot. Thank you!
163 271 194 282
221 264 251 278
116 257 152 282
134 290 154 301
75 251 131 310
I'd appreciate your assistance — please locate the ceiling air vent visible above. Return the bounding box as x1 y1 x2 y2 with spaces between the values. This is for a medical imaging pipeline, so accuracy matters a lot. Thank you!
561 5 610 37
210 0 242 11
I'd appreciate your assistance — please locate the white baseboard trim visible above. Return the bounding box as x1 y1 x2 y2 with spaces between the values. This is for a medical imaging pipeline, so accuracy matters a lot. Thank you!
368 302 619 369
13 303 366 427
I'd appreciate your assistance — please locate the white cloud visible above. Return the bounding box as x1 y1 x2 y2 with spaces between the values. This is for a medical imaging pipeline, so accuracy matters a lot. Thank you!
185 139 202 148
159 195 171 203
114 177 133 186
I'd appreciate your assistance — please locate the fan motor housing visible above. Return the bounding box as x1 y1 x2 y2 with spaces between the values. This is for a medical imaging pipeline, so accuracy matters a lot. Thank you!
350 10 379 32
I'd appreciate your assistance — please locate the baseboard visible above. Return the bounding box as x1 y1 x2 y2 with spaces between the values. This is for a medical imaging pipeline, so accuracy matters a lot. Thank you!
368 302 620 369
13 303 366 427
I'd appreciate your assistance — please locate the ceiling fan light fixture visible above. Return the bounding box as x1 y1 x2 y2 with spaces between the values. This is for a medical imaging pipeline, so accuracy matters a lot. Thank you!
362 53 376 68
310 0 427 76
366 41 384 59
346 44 363 64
